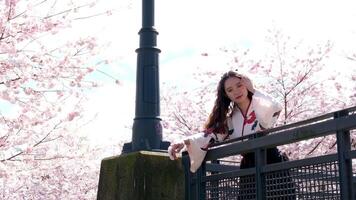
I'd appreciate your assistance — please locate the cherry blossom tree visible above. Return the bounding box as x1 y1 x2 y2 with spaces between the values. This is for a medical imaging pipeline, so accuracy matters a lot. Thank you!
161 29 355 161
0 0 117 198
224 29 339 125
345 53 356 104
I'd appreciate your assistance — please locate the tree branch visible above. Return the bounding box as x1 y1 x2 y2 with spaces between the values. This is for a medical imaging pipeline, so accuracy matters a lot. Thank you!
346 56 356 61
307 137 325 155
1 121 62 162
173 112 192 132
44 3 91 19
33 121 62 147
285 67 312 96
0 77 21 85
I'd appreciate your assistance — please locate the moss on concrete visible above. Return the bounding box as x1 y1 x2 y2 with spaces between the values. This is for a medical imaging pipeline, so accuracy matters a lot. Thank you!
97 151 184 200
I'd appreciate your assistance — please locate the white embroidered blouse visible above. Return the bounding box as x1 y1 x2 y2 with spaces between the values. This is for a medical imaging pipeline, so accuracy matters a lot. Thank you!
169 90 282 172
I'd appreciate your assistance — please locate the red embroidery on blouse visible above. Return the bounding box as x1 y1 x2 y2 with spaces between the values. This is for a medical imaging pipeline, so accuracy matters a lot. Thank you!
203 128 214 137
243 111 256 125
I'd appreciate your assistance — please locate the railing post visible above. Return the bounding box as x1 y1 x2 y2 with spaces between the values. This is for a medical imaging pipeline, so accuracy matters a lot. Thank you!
334 109 354 200
182 152 206 200
255 148 266 200
196 162 206 200
211 159 220 199
182 152 193 200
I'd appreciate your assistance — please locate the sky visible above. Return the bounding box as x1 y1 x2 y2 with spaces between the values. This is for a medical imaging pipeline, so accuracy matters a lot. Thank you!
86 0 356 88
76 0 356 145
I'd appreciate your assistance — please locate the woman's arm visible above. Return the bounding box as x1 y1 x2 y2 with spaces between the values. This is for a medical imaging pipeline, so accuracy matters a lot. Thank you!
252 90 282 128
168 141 185 160
168 130 217 172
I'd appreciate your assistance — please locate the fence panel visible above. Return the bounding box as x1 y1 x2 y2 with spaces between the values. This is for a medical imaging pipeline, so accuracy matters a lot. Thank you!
182 106 356 200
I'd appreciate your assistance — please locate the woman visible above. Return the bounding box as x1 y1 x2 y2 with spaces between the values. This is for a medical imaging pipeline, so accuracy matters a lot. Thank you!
168 70 283 171
168 71 295 199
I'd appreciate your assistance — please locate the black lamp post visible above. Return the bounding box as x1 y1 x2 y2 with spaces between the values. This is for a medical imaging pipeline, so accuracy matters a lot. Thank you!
122 0 169 153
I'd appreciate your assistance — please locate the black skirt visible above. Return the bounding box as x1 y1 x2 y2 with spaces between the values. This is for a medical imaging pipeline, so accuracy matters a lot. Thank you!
240 147 289 168
239 147 296 200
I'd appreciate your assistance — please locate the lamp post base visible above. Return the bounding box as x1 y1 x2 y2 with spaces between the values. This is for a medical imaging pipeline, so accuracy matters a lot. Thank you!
122 141 170 154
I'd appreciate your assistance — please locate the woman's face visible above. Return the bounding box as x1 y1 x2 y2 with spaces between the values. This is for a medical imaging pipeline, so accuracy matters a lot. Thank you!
224 77 249 105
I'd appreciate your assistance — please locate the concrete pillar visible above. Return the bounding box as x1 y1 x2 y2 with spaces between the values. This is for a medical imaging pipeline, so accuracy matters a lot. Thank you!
97 151 184 200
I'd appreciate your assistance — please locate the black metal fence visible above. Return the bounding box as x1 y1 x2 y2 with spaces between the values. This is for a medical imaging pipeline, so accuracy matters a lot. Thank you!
182 106 356 200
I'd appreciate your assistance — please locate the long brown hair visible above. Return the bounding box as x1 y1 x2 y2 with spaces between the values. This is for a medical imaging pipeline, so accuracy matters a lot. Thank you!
204 71 252 134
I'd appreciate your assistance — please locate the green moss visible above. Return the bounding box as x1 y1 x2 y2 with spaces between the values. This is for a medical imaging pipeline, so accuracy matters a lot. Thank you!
97 151 184 200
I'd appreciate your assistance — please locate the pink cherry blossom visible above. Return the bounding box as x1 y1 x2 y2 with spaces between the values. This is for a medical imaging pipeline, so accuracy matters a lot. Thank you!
161 29 355 170
0 0 118 199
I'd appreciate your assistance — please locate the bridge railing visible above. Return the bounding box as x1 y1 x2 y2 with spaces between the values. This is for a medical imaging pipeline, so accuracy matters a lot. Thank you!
182 106 356 200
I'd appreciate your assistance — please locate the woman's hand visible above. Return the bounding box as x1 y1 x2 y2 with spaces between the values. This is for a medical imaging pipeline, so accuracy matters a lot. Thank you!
241 75 255 93
168 141 185 160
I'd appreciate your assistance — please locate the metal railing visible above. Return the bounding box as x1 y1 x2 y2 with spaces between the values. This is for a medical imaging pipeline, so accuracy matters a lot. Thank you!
182 106 356 200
